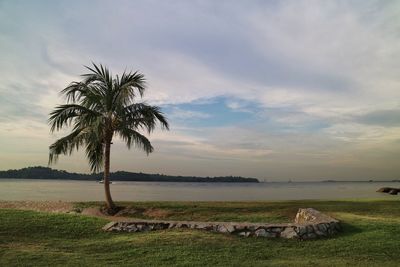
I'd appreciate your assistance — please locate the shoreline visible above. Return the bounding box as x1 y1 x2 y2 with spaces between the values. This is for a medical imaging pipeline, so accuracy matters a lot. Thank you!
1 177 400 183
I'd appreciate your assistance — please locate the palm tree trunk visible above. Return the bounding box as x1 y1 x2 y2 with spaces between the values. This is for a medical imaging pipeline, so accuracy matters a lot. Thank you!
104 139 115 210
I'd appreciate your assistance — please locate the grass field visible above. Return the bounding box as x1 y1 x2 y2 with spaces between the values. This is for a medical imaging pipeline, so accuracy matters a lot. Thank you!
1 199 399 266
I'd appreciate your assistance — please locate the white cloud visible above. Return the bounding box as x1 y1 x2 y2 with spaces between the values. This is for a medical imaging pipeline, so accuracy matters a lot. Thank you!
169 107 211 120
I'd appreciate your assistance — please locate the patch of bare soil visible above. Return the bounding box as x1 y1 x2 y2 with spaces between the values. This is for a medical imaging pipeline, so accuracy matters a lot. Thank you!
114 206 146 217
112 206 172 219
81 207 105 217
0 201 171 222
143 208 172 219
80 207 151 222
0 201 73 213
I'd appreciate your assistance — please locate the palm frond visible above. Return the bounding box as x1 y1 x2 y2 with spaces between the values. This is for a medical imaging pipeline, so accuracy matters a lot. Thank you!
83 63 113 96
113 71 146 106
85 133 104 172
48 104 101 132
121 103 169 133
48 128 86 165
117 127 154 154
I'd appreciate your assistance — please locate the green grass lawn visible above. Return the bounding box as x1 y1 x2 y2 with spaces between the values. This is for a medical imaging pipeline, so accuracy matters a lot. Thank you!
1 199 399 266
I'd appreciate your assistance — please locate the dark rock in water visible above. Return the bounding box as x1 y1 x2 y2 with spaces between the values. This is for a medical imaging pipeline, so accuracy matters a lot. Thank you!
377 187 392 193
377 187 400 195
389 189 399 195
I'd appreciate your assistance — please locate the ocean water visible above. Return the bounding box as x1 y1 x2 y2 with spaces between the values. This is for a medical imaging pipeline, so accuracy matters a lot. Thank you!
0 179 398 201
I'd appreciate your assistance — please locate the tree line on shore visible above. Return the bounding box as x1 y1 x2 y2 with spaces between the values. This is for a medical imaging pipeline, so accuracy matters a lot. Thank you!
0 166 259 183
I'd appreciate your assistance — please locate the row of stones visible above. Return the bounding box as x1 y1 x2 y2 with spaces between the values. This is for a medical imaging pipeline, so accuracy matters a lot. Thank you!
103 220 341 240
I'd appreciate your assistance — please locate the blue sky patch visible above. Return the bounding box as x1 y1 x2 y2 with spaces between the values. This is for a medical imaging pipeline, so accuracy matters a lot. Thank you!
162 96 261 127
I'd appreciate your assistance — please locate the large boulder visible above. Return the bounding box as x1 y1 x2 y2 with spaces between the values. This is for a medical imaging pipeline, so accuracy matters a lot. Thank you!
295 208 338 224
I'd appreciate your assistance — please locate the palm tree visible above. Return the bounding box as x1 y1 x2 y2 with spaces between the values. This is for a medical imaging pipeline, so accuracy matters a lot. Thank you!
48 63 169 211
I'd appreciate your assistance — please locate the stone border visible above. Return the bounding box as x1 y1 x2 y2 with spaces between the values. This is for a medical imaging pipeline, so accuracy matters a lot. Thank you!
102 208 340 240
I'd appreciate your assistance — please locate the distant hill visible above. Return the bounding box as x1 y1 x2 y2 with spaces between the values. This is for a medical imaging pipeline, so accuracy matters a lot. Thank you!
0 166 259 183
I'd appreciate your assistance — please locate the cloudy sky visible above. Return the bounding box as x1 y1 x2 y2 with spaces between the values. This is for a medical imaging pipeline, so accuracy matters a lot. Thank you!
1 0 400 181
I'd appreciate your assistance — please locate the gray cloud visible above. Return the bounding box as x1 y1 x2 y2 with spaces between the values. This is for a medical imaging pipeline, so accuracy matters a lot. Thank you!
355 109 400 127
0 83 46 122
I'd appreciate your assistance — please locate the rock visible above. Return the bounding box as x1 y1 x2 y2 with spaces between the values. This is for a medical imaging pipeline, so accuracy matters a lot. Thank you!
377 187 400 195
280 227 298 239
306 225 314 233
254 229 277 238
162 223 169 230
377 187 392 193
254 228 267 237
203 224 214 231
224 223 235 233
269 227 283 233
238 231 251 237
266 232 278 238
314 229 327 237
295 208 337 224
313 224 326 236
217 225 229 233
102 221 118 231
389 189 399 195
212 225 219 231
135 224 145 231
333 222 341 231
327 227 337 235
247 225 257 231
295 226 307 236
191 223 203 229
304 232 317 239
234 224 247 231
126 225 138 232
317 223 328 233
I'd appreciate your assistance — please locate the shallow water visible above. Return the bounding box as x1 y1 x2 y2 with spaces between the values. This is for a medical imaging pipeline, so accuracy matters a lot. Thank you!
0 179 398 201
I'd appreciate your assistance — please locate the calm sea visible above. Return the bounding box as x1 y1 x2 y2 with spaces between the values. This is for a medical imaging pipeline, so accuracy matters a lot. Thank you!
0 179 398 201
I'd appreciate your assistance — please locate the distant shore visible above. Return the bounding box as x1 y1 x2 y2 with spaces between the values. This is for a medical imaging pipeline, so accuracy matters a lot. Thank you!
0 166 259 183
